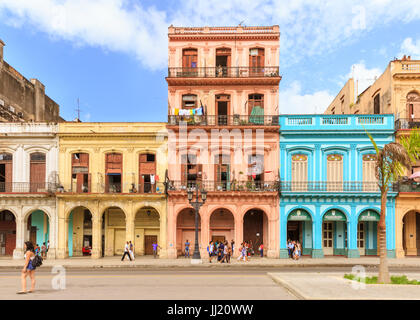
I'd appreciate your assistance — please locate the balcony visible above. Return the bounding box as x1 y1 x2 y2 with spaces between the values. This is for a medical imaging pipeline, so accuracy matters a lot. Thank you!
395 118 420 130
279 181 381 192
168 66 279 78
167 180 279 192
396 180 420 193
57 182 166 194
168 115 279 127
0 182 57 193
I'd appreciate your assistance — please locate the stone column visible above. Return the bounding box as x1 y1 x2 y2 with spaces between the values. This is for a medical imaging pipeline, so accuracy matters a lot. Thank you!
159 204 168 258
234 217 243 257
395 204 405 258
47 214 57 259
200 211 209 258
166 205 177 259
56 216 68 259
279 205 288 258
267 216 278 258
91 215 102 259
13 216 24 259
347 206 360 258
312 205 324 258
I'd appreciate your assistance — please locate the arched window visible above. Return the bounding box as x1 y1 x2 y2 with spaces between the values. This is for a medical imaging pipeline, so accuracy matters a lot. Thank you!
362 154 377 191
407 91 420 124
291 154 308 191
327 154 343 191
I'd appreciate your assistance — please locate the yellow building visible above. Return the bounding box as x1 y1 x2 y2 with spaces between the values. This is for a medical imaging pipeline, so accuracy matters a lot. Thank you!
325 56 420 257
56 122 168 259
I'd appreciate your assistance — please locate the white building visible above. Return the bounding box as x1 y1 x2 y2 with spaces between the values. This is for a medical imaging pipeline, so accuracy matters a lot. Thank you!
0 122 58 259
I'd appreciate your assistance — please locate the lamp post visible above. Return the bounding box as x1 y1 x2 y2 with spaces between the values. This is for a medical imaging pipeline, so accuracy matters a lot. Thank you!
187 183 207 263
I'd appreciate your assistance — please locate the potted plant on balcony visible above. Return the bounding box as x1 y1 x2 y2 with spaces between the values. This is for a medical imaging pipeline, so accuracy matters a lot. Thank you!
233 114 240 125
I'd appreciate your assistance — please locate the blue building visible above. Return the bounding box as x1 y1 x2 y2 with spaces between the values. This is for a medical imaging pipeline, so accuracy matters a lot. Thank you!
279 114 396 258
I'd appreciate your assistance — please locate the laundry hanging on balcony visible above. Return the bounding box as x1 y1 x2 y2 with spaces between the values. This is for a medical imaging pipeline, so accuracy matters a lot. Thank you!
249 106 264 124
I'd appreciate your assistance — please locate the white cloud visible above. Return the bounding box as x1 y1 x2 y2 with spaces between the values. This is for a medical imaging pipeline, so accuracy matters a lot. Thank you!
1 0 420 69
279 81 334 114
400 37 420 59
343 61 382 96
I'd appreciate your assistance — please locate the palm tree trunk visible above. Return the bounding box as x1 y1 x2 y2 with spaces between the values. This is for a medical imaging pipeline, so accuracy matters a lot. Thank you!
378 190 391 283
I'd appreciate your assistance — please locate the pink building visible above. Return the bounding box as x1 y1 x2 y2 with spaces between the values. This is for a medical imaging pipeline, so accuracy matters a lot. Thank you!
166 25 281 259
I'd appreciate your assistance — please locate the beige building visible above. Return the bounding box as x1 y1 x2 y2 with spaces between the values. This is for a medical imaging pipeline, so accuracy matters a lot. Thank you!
56 122 168 259
326 55 420 258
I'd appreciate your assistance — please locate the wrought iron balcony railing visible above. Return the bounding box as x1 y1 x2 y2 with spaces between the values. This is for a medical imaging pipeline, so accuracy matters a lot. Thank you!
0 182 57 193
395 118 420 130
56 182 166 194
167 180 279 192
279 181 381 192
168 115 279 126
168 66 280 78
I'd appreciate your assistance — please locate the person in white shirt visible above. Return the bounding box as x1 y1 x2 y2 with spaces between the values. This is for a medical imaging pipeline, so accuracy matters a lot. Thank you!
121 241 132 261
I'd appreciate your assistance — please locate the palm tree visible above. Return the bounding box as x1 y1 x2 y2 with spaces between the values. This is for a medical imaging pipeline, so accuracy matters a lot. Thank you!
366 129 420 283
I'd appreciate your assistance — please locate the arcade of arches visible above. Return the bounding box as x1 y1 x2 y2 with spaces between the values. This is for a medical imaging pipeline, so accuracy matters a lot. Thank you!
396 197 420 258
171 205 277 258
62 203 166 259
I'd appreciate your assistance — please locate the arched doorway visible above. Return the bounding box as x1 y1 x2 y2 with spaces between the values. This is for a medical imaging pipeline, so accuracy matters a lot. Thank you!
176 208 201 257
210 209 234 244
0 210 16 256
134 207 160 256
101 207 126 257
26 210 50 254
67 206 93 257
322 209 347 256
403 210 420 256
358 210 380 256
287 209 313 256
243 209 268 254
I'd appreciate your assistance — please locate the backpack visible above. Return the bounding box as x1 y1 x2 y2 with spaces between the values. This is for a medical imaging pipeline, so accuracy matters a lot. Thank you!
32 254 43 268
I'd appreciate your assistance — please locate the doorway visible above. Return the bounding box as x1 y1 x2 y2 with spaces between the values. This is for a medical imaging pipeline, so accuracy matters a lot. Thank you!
144 235 157 255
216 95 230 125
323 222 334 255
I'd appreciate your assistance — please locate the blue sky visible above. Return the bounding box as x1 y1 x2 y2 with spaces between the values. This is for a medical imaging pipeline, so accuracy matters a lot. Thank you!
0 0 420 122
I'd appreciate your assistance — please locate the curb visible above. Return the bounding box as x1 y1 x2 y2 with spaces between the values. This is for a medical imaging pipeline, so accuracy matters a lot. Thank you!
267 273 308 300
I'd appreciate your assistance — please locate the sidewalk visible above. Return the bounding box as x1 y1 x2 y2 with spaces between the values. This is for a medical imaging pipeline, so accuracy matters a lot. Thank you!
1 256 420 269
268 272 420 300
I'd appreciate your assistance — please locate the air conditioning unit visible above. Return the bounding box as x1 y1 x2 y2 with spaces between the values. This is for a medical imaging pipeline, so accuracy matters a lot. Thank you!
8 106 15 113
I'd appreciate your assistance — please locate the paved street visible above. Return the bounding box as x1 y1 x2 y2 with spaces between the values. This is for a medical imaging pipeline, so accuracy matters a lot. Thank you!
0 268 296 300
2 267 420 300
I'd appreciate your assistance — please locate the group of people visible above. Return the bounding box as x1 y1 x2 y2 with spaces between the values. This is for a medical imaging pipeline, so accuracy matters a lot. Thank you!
33 241 49 259
206 240 234 263
237 241 264 262
121 240 161 261
287 239 302 260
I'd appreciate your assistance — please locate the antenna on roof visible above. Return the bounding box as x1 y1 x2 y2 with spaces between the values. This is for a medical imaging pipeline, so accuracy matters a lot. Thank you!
75 98 82 122
239 20 245 26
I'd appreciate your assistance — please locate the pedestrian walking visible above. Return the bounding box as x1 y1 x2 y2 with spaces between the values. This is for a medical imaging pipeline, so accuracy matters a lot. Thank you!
184 240 190 258
259 243 264 257
152 242 161 258
17 241 36 294
121 241 132 261
46 240 50 257
34 244 40 256
129 241 135 260
231 240 235 254
207 241 214 263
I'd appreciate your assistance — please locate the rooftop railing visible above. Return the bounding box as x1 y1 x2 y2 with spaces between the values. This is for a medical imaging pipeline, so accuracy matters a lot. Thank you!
169 26 279 34
167 66 279 78
280 114 394 131
168 115 279 126
395 118 420 130
167 180 279 192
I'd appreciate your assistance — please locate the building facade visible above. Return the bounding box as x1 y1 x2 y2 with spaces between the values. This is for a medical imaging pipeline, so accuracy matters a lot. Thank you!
0 122 58 259
56 122 168 259
325 56 420 258
279 114 397 258
0 40 61 123
166 25 281 258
